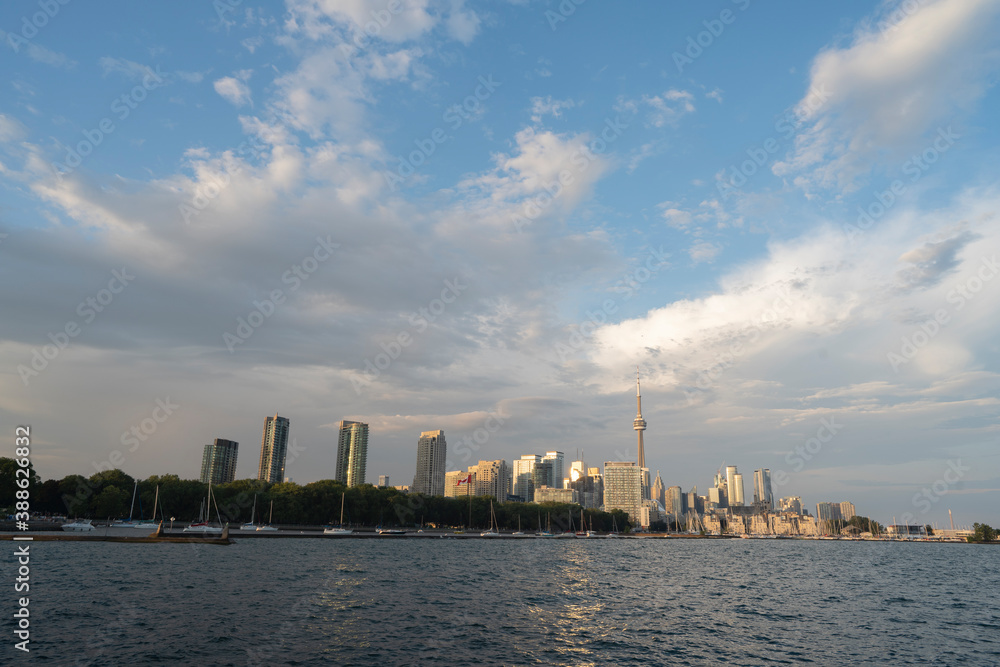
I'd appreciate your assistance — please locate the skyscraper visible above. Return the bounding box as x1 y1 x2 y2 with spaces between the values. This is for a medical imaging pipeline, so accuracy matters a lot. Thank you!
335 420 368 487
666 485 683 517
445 469 475 498
733 473 745 506
839 501 856 520
513 454 541 500
753 469 774 510
201 438 238 485
542 451 564 488
725 466 744 506
257 415 290 483
603 461 643 524
472 460 511 501
412 430 447 496
633 369 650 500
651 471 665 509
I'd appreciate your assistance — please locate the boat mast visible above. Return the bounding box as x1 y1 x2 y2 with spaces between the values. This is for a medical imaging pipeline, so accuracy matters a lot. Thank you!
339 492 345 527
128 479 138 521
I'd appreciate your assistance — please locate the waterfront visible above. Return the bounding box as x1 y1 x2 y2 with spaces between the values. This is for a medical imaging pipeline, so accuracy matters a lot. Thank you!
9 538 1000 665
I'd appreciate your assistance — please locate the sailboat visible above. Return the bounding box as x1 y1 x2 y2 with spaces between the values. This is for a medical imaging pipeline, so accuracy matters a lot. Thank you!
480 499 501 537
256 499 278 531
184 481 224 534
576 508 594 538
132 485 161 529
324 492 353 535
113 480 159 528
606 515 620 538
511 514 529 537
241 494 261 530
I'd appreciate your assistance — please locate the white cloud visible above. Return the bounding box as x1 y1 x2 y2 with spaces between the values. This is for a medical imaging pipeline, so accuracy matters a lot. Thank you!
446 0 481 45
213 71 253 107
775 0 1000 193
529 96 576 124
688 240 722 264
0 114 27 143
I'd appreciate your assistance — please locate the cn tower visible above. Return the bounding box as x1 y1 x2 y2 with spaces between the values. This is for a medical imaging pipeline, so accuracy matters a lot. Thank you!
634 367 650 499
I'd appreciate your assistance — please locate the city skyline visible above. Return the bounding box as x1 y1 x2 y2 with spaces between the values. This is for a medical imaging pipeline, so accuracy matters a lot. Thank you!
2 1 999 528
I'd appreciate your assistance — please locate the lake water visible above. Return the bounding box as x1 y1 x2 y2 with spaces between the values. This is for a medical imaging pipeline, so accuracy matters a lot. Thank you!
7 538 1000 665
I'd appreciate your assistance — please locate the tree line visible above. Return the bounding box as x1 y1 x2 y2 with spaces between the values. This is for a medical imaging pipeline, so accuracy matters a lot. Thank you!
0 461 631 531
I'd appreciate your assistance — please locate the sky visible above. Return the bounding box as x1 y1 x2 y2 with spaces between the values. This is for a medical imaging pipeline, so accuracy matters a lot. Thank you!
1 0 999 528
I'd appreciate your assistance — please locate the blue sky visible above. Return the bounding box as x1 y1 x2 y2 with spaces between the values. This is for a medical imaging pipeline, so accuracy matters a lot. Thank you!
2 0 999 527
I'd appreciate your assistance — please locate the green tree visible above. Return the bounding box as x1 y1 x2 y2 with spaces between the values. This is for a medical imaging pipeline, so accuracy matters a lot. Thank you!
968 523 997 543
91 485 130 519
0 457 40 509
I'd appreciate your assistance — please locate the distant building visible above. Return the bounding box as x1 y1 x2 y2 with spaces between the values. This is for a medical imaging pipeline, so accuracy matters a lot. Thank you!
201 438 238 485
733 472 745 506
412 430 447 496
651 471 666 509
604 461 643 523
568 460 602 509
471 460 510 501
816 502 843 524
779 496 802 515
378 475 390 487
335 420 368 487
257 414 290 483
752 469 773 510
513 454 541 501
542 451 564 489
666 485 683 518
445 470 475 498
886 524 927 537
534 486 576 504
839 501 856 521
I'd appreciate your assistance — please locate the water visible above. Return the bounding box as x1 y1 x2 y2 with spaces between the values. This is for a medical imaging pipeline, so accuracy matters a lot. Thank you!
8 538 1000 665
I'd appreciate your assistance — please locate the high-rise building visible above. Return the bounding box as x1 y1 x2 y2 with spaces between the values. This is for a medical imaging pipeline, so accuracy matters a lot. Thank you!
542 451 564 489
201 438 238 485
534 486 577 504
257 414 290 483
335 420 368 487
779 496 803 515
651 471 666 509
633 369 650 500
733 473 745 506
839 501 856 521
378 475 390 487
725 466 745 506
568 460 602 509
816 502 842 522
472 460 511 501
513 454 541 500
603 461 643 523
445 470 475 498
666 485 683 516
412 430 447 496
753 469 773 510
